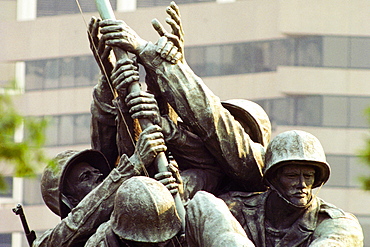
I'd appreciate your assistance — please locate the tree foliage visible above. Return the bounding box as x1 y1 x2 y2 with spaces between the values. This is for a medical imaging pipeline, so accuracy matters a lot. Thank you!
0 83 49 191
360 107 370 190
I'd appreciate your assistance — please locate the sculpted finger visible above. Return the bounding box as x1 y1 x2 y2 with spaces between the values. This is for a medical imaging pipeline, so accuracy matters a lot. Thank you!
171 52 182 64
170 1 181 18
156 36 168 54
151 18 167 36
165 46 178 63
142 124 162 135
116 75 140 92
154 171 173 181
166 7 181 27
111 62 137 79
100 19 125 28
160 41 174 59
164 33 181 51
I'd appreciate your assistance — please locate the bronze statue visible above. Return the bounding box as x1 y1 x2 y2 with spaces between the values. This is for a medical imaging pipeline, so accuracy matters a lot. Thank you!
31 1 364 246
95 3 364 245
34 123 169 246
220 130 363 246
91 2 270 204
85 176 182 246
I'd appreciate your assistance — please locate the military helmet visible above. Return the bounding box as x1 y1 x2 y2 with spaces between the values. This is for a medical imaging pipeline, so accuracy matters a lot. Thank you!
222 99 271 147
263 130 330 188
111 176 181 243
40 149 111 219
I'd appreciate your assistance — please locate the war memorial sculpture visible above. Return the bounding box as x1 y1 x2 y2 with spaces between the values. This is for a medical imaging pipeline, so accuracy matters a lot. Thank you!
14 1 364 246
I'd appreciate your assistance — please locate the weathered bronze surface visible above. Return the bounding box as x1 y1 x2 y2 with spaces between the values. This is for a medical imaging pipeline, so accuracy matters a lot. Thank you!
33 2 363 246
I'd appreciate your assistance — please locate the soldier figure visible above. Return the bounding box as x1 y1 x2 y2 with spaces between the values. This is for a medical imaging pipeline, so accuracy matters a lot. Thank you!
220 130 364 246
85 176 182 246
34 122 168 246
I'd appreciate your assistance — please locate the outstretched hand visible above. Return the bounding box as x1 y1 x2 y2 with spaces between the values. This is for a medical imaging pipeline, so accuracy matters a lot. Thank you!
152 1 185 64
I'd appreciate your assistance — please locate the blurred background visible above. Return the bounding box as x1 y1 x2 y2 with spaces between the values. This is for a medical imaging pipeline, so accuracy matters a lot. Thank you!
0 0 370 246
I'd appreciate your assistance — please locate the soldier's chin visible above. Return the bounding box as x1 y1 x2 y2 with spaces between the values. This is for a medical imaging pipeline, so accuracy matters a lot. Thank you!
289 197 308 207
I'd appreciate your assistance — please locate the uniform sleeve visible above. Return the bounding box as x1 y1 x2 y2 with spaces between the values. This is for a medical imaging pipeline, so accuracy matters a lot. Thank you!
90 76 119 168
32 155 140 247
138 43 264 191
186 191 255 247
310 213 364 247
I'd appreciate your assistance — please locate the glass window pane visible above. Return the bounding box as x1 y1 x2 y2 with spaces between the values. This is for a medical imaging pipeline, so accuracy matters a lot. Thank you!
25 60 45 91
349 155 368 187
59 115 74 145
270 98 295 125
75 57 92 87
59 57 75 88
0 233 11 247
272 39 295 67
232 43 254 74
186 47 206 77
45 116 59 146
221 45 237 75
88 55 100 83
43 59 59 89
325 155 348 187
205 45 222 76
74 114 91 144
295 95 322 126
323 36 349 68
296 36 322 67
37 0 117 17
253 41 274 72
350 37 370 69
322 96 348 127
349 97 370 128
23 176 43 205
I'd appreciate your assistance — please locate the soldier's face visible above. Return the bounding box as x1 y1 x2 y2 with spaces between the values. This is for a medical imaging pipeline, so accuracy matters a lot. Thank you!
65 162 104 202
277 164 315 206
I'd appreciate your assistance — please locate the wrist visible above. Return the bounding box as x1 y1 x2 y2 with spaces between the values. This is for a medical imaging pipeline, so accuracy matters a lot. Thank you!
129 153 144 173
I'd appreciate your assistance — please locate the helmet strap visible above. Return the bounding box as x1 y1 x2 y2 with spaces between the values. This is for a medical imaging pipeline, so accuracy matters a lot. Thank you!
61 193 74 211
270 184 313 209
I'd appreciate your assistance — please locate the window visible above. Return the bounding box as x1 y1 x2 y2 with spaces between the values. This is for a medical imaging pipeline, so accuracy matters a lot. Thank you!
350 37 370 69
269 98 295 125
205 46 222 76
186 46 206 77
295 36 323 67
0 234 11 247
326 155 348 187
25 56 99 91
256 95 370 129
23 176 44 205
322 96 348 127
349 155 368 187
59 115 74 145
295 95 322 126
44 114 91 147
349 97 370 128
137 0 213 8
37 0 117 17
322 36 349 68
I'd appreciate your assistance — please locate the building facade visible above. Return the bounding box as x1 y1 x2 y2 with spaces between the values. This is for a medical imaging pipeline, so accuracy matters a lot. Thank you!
0 0 369 246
